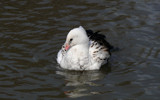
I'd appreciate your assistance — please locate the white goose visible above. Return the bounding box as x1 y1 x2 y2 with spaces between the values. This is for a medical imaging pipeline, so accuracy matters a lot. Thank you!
57 26 112 70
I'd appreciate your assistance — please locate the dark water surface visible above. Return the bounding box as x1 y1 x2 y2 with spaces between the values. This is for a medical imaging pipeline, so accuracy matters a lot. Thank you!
0 0 160 100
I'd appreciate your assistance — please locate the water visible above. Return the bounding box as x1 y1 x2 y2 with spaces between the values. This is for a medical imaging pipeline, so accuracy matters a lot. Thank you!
0 0 160 99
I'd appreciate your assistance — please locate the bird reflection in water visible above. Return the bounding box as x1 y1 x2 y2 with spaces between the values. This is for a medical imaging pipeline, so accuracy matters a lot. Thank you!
56 66 111 98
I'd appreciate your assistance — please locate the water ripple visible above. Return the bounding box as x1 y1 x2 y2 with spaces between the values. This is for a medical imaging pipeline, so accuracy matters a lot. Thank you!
0 0 160 99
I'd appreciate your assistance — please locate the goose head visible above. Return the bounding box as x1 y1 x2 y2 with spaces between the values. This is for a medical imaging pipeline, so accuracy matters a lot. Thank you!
65 26 89 51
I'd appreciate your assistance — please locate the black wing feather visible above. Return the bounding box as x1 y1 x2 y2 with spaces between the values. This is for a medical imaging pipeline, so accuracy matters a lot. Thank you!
86 30 113 50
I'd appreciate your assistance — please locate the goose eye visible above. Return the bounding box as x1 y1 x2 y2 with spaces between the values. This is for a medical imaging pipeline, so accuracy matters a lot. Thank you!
70 38 73 42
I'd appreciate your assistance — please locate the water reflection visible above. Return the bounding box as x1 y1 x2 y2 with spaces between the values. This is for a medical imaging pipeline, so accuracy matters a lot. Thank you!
56 66 111 98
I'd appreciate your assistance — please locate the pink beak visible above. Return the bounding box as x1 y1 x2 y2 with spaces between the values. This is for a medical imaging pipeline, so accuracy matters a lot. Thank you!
65 44 70 51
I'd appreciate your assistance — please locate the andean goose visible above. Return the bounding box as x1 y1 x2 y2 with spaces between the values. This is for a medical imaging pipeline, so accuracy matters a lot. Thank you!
57 26 112 70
